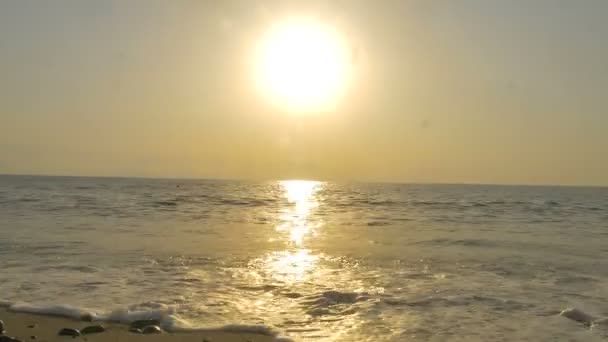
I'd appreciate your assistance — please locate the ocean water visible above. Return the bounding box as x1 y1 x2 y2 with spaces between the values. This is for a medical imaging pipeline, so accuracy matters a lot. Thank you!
1 175 607 341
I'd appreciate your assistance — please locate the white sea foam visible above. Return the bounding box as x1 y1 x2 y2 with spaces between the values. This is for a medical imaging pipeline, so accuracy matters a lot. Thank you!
5 302 96 320
0 300 289 341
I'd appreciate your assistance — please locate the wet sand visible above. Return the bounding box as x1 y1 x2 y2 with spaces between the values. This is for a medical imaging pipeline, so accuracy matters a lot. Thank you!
0 309 278 342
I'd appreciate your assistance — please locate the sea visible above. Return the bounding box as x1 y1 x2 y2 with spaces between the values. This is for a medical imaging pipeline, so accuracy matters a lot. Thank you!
1 175 607 341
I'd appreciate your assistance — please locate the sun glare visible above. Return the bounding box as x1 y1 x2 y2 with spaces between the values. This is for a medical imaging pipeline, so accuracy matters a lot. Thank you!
277 180 321 246
254 18 351 113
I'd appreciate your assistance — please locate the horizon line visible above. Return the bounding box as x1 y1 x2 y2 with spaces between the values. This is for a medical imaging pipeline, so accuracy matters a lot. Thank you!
1 172 606 189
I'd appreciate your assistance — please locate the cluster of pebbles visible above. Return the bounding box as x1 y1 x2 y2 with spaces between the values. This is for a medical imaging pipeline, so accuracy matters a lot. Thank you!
0 318 164 342
126 319 164 335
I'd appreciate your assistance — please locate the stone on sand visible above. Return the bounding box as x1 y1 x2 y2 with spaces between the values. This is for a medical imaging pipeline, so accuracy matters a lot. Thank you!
0 320 5 334
81 325 105 335
130 320 160 329
128 327 142 334
57 328 81 337
141 325 162 334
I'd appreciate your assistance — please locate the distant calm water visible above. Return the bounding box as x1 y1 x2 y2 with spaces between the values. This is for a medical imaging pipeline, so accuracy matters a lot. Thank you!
1 175 607 341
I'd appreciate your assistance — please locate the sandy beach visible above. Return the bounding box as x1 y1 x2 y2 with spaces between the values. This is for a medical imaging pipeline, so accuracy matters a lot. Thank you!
0 309 278 342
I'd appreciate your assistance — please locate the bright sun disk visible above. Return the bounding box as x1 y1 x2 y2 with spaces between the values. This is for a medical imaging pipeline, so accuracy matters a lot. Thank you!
254 18 351 113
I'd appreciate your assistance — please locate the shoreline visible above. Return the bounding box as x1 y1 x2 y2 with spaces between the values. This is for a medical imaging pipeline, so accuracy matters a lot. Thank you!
0 309 283 342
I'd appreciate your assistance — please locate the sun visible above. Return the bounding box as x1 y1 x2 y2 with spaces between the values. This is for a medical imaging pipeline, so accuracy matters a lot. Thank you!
254 18 351 113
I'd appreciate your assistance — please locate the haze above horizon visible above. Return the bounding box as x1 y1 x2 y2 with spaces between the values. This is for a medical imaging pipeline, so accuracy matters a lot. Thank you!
1 1 607 186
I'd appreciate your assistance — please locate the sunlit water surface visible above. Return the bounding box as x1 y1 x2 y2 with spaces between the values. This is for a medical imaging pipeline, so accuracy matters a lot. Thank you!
1 176 608 341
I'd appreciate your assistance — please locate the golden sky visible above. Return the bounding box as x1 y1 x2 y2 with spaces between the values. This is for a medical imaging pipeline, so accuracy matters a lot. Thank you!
1 0 607 185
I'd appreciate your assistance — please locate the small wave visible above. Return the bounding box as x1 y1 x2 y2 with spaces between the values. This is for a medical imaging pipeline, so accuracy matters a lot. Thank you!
32 265 100 273
299 291 369 317
413 238 497 248
283 292 303 299
237 284 281 292
554 275 599 285
404 199 566 210
400 295 530 310
560 308 595 324
218 198 275 207
527 199 561 211
78 281 107 286
173 277 204 284
367 221 390 227
285 327 321 333
187 324 278 336
18 198 41 203
367 199 399 206
0 198 41 205
151 200 178 207
301 291 364 305
412 200 447 207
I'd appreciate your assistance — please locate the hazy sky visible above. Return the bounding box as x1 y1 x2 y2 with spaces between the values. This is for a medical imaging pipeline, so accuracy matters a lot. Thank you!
1 0 607 185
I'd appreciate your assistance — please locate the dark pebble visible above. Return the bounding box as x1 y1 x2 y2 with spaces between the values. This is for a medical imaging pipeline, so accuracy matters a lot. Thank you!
141 325 162 334
29 336 36 340
130 320 160 330
128 327 142 334
80 325 105 335
58 328 81 337
27 324 36 329
0 336 22 342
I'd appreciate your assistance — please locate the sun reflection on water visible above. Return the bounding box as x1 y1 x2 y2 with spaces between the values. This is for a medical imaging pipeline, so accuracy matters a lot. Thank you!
263 249 319 283
276 180 322 247
265 180 323 283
